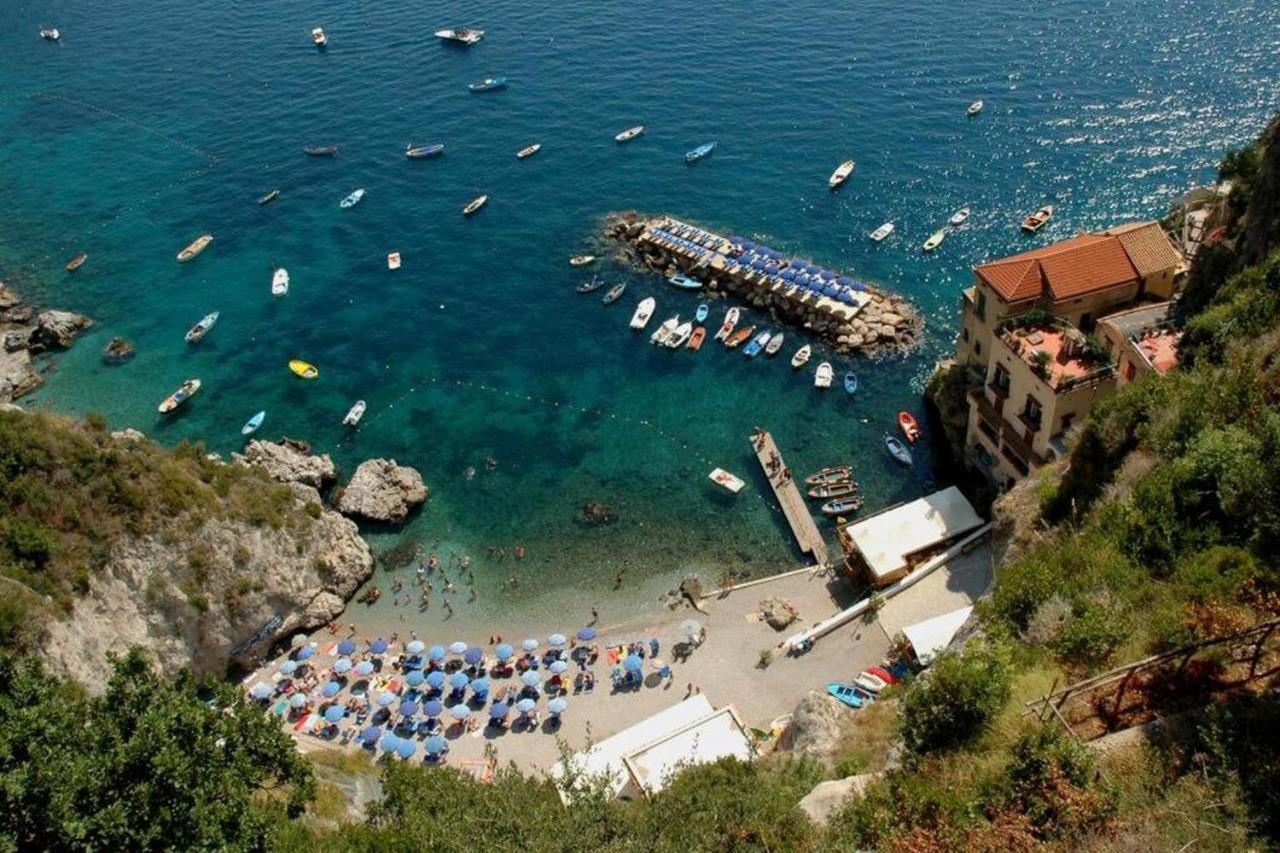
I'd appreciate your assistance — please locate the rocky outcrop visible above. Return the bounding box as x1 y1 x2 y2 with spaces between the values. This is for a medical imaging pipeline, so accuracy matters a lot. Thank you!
798 773 881 825
577 499 618 526
32 310 92 350
233 439 337 489
0 284 92 403
336 459 427 523
103 336 135 364
110 428 146 442
760 596 799 630
781 692 851 760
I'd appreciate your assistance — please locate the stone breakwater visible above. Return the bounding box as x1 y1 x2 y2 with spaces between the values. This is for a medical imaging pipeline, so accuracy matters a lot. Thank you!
605 213 923 355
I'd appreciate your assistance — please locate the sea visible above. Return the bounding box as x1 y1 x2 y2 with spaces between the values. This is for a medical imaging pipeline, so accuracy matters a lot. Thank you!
2 0 1278 637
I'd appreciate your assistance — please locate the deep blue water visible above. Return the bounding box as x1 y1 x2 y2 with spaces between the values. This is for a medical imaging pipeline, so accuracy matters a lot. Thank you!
2 0 1278 629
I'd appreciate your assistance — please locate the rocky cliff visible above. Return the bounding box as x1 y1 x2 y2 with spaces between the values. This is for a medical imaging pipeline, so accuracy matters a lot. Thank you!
0 284 92 402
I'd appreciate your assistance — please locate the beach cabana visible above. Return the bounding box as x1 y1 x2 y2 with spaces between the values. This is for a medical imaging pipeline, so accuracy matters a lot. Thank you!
396 740 417 760
548 633 567 648
548 697 568 716
489 701 509 720
361 725 382 744
622 655 643 673
249 683 272 700
295 646 315 661
424 699 444 718
426 735 447 755
516 698 537 715
376 691 396 708
355 661 375 677
521 671 542 688
448 641 468 655
449 704 471 721
449 672 470 691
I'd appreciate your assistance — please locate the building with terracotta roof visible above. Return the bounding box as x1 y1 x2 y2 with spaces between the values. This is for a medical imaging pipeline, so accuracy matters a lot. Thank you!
1098 301 1182 387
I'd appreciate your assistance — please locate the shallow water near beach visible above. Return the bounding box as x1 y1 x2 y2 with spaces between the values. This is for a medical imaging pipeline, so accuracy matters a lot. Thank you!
2 0 1278 636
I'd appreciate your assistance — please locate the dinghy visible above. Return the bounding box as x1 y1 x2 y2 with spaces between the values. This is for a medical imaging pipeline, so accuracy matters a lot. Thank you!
184 312 219 344
468 76 507 93
814 362 834 388
828 159 856 189
923 229 946 252
339 188 365 209
724 325 755 349
289 359 319 380
615 125 645 143
176 234 213 263
406 143 445 159
843 371 858 394
709 468 745 494
65 253 87 272
666 321 693 349
807 482 859 500
629 297 656 330
650 315 680 346
884 434 913 465
898 411 921 443
688 327 706 350
463 194 488 216
569 255 596 266
516 143 542 159
743 329 772 358
311 27 328 47
242 411 265 436
791 344 812 368
967 99 984 116
1021 204 1054 233
435 28 484 45
602 282 627 304
343 400 367 426
694 304 709 323
869 222 895 242
765 333 785 356
827 683 868 709
271 268 290 297
158 379 201 415
667 274 702 290
820 496 865 517
949 206 971 226
576 276 604 293
684 141 716 163
303 145 338 157
804 466 852 487
714 307 740 341
259 189 280 205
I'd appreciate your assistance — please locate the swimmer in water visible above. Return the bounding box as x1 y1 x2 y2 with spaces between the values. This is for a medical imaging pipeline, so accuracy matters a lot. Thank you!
463 466 477 480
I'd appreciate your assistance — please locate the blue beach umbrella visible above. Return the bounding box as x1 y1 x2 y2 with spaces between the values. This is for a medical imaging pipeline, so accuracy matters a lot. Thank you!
623 655 644 673
426 670 446 689
332 658 352 674
449 672 470 691
548 633 567 648
729 235 744 244
376 691 396 707
406 640 425 654
743 240 756 249
489 701 509 719
820 270 836 280
250 683 272 700
521 638 539 653
361 725 382 743
448 641 468 655
324 705 345 723
424 699 444 717
295 646 315 661
837 276 853 286
399 698 418 715
405 669 425 687
464 646 484 666
379 732 401 751
280 660 298 675
548 698 568 715
576 628 596 641
781 269 795 280
471 677 490 695
449 704 471 721
396 740 417 759
549 660 569 674
369 638 389 654
322 681 342 698
428 645 446 662
426 735 447 754
495 643 514 661
355 661 375 677
337 640 356 656
516 698 537 714
290 693 307 709
521 671 542 688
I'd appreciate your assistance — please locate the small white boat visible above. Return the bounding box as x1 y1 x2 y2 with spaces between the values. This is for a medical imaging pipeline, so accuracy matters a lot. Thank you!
516 143 542 159
387 252 401 270
922 229 946 252
615 125 645 143
568 255 596 267
814 362 834 388
765 333 785 356
709 468 745 494
630 297 656 330
650 315 679 345
967 99 984 116
666 321 693 349
242 411 265 436
339 188 365 209
463 194 488 216
714 307 741 342
435 28 484 45
1022 204 1054 233
828 159 856 189
184 312 219 344
949 206 971 226
40 27 60 41
158 379 201 414
271 268 290 297
343 400 367 427
311 27 328 47
791 344 811 368
869 222 895 242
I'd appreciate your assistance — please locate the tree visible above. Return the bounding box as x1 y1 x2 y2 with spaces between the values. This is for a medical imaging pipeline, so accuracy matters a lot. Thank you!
899 636 1013 755
0 649 313 851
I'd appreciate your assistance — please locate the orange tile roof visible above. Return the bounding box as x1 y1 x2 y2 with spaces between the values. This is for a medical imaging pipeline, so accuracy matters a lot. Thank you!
1105 222 1184 278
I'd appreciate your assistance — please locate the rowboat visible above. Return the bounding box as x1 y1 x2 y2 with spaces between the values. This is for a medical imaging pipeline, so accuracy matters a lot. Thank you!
688 327 706 350
569 255 596 267
714 307 740 341
630 297 656 330
791 344 812 368
303 145 338 157
827 683 868 709
807 482 858 500
387 252 401 271
271 268 290 297
724 325 755 349
516 143 541 159
343 400 367 426
576 276 604 293
435 28 484 45
898 411 921 443
684 141 716 163
242 411 265 436
406 144 445 159
650 315 679 345
743 330 771 358
949 206 971 226
1021 204 1054 233
40 28 60 41
289 359 319 380
158 379 201 415
884 434 913 465
765 333 784 356
176 234 213 263
667 321 693 349
65 253 87 272
602 282 627 304
463 194 488 216
339 188 365 209
804 466 852 487
843 372 858 394
821 496 864 517
865 665 901 685
828 159 856 189
694 304 709 323
259 189 280 205
869 222 895 242
922 229 946 252
856 672 889 693
667 274 702 290
709 468 745 494
814 362 834 388
615 125 645 143
967 99 984 116
468 76 507 92
184 312 219 344
311 27 328 47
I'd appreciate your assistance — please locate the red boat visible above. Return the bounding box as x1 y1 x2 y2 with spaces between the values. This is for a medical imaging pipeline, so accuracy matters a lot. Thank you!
865 665 899 685
898 411 921 443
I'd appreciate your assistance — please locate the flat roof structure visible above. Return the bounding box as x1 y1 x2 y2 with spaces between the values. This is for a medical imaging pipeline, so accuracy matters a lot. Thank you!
623 706 753 797
839 487 984 585
903 605 974 665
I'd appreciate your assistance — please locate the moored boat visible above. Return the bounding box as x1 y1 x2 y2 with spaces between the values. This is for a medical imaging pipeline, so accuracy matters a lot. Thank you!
884 434 913 465
406 143 445 159
765 333 784 356
387 252 401 271
65 252 87 272
289 359 319 380
688 327 706 350
271 268 290 297
709 467 745 494
714 307 740 341
569 255 596 267
667 273 702 290
576 276 604 293
694 304 709 324
650 315 680 345
814 362 834 388
40 27 60 41
666 321 693 349
435 28 484 45
1021 204 1054 233
922 229 946 252
468 76 507 93
303 145 338 157
463 194 488 216
516 143 542 159
629 297 656 330
339 188 366 208
242 411 265 436
176 234 213 263
821 496 865 517
791 344 811 368
343 400 367 426
615 125 645 143
967 99 984 116
869 222 895 242
807 481 859 500
158 379 201 415
804 466 852 487
898 411 921 443
828 159 856 189
602 282 627 304
259 189 280 205
684 141 716 163
949 206 971 226
311 27 328 47
184 312 219 344
843 371 858 394
743 329 771 358
724 325 755 349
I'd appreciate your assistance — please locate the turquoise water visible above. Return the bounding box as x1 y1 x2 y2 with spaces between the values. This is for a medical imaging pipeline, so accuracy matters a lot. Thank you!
2 0 1278 629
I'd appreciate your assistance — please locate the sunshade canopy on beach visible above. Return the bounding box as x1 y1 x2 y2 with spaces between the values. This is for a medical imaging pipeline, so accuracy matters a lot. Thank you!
332 657 352 673
426 735 447 754
355 661 375 677
522 671 542 687
376 691 396 707
406 640 425 654
548 633 567 647
463 646 484 665
489 702 509 718
250 683 272 700
424 699 444 717
448 641 468 655
449 672 470 691
379 733 401 751
428 645 446 661
548 698 568 714
337 640 356 655
280 660 298 675
471 677 490 694
290 693 308 708
369 639 389 654
396 740 417 759
405 669 425 687
361 725 381 742
521 638 539 652
400 699 419 716
322 681 342 698
623 655 643 673
426 671 446 689
680 619 702 638
549 660 569 674
449 704 471 720
324 705 345 723
516 698 537 714
576 628 597 641
495 643 514 660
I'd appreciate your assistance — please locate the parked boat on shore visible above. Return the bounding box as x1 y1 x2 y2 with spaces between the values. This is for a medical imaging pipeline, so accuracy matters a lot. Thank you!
791 344 811 368
715 307 740 341
684 141 716 163
615 125 645 143
1021 204 1054 233
804 466 852 487
828 159 856 189
406 143 445 159
827 682 870 709
184 312 219 344
468 76 507 92
65 252 87 272
463 194 488 216
650 315 679 345
435 28 484 45
602 282 626 304
869 222 895 242
340 188 365 208
884 434 913 465
158 379 201 414
922 229 946 252
271 268 290 297
668 274 702 290
814 362 834 388
516 143 541 159
304 145 338 157
242 411 265 436
630 297 655 330
724 325 755 349
177 234 213 263
259 189 280 205
343 400 367 426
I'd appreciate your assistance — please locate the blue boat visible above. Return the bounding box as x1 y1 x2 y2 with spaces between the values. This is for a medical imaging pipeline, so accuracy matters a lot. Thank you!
695 303 709 323
241 411 265 436
743 330 771 358
468 76 507 92
826 682 868 709
684 141 717 163
667 274 703 290
844 371 858 394
884 434 913 466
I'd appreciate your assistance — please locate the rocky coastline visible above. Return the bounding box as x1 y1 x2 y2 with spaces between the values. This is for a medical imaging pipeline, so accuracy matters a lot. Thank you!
0 282 92 403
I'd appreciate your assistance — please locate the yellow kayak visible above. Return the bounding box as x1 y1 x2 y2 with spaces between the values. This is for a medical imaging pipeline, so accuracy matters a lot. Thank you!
288 359 319 380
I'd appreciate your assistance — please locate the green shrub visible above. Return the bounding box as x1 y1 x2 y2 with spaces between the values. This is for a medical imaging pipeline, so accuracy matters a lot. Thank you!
899 635 1013 755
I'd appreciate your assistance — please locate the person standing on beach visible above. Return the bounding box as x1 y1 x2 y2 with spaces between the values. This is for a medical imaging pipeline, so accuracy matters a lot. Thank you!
649 637 660 657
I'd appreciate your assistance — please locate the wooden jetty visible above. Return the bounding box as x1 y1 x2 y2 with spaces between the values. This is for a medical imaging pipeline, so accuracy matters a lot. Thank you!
749 429 829 566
